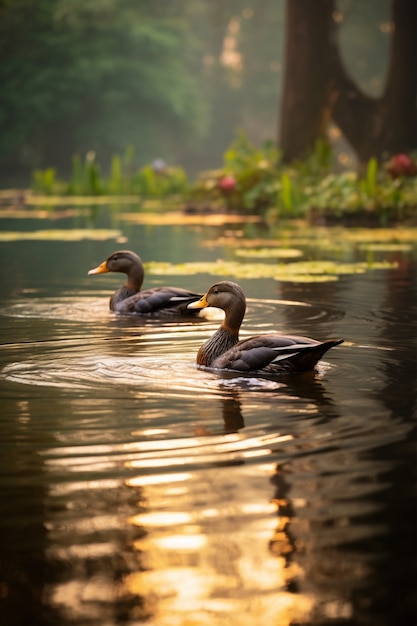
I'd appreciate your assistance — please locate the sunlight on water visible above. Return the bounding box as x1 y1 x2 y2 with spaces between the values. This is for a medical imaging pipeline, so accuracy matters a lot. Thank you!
123 461 315 626
0 262 416 626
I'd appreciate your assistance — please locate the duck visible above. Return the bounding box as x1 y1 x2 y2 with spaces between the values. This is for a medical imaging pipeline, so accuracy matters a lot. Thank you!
88 250 203 316
188 280 343 373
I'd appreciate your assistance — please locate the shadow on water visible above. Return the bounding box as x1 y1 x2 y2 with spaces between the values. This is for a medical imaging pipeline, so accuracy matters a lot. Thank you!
0 224 416 626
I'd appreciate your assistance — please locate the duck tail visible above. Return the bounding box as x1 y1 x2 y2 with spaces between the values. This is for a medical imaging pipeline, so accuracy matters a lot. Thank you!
273 339 344 373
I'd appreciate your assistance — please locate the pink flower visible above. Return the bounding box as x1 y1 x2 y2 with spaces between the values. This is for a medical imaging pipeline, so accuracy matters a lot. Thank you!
387 154 416 178
218 175 237 192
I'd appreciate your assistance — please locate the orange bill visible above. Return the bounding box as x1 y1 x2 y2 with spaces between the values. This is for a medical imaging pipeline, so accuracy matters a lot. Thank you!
188 293 209 309
88 261 110 275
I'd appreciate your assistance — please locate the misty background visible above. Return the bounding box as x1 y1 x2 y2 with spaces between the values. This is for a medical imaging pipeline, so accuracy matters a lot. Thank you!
0 0 391 184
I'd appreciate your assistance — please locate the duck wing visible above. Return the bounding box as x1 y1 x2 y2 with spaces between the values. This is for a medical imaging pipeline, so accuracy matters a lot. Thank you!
116 286 202 316
211 333 343 373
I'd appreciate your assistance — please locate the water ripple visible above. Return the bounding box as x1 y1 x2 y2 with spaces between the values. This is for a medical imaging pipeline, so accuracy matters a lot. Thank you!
0 295 344 395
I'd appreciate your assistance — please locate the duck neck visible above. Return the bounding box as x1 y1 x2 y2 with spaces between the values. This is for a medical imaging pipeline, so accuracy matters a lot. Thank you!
197 298 245 367
125 262 144 291
221 297 245 336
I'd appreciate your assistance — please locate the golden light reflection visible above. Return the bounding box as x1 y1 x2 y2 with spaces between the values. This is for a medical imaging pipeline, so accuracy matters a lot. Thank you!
126 472 192 487
17 399 31 424
138 428 169 437
124 567 313 625
130 511 193 527
241 448 272 459
126 432 289 470
240 502 277 516
151 534 207 551
123 458 313 626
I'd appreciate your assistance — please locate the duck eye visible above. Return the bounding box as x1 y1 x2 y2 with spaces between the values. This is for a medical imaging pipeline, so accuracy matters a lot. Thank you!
213 288 219 294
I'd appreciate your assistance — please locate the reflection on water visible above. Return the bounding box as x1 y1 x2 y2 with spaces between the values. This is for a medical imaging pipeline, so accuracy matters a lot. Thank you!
0 234 416 626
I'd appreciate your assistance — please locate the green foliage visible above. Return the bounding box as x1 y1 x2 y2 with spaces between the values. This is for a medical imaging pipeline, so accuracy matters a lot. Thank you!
108 155 123 195
69 155 84 196
0 0 207 173
32 167 57 195
32 150 189 198
85 157 102 196
223 131 280 172
294 139 334 176
191 133 417 223
192 132 281 212
30 133 417 225
300 157 417 223
67 153 102 195
133 165 188 197
279 172 295 215
362 157 378 196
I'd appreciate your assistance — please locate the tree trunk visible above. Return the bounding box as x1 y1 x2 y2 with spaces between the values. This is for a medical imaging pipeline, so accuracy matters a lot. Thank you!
332 0 417 161
279 0 417 164
279 0 335 162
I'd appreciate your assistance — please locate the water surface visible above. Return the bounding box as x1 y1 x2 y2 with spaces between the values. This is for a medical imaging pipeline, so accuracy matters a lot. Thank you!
0 210 416 626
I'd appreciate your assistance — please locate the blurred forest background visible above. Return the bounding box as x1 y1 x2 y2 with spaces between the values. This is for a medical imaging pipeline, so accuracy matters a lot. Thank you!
0 0 415 187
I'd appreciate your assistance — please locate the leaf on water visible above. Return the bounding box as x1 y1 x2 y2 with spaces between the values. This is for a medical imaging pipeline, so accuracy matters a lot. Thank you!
0 208 91 219
28 195 140 205
234 247 303 259
357 243 413 252
205 227 417 251
146 258 398 282
121 212 262 225
0 229 123 241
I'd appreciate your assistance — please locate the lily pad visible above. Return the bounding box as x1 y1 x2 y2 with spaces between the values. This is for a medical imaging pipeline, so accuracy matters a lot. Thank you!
28 195 141 205
121 211 262 226
357 243 413 252
146 258 398 282
234 247 303 259
206 227 417 255
0 229 123 241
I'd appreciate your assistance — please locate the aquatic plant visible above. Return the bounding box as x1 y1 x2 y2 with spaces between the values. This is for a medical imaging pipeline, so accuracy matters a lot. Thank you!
32 167 57 195
191 134 416 223
29 135 417 225
386 154 417 178
32 150 188 199
189 132 282 212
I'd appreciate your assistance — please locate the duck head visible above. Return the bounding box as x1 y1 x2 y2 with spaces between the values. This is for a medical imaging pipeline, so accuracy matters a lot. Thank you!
88 250 143 275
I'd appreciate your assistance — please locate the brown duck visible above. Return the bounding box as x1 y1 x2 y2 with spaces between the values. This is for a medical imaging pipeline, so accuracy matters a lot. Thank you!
88 250 202 316
188 280 343 373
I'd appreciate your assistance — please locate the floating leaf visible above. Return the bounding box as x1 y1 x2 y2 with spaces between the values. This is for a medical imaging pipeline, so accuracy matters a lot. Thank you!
28 195 140 205
235 247 303 259
332 227 417 243
0 208 91 220
146 258 398 282
358 243 413 252
0 229 123 241
121 212 262 225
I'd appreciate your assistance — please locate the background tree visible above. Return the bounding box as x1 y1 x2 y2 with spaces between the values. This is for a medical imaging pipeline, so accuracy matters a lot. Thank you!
0 0 206 177
0 0 409 184
279 0 417 163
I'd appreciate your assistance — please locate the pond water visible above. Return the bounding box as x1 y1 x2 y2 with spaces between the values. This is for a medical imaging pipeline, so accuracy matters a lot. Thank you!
0 206 416 626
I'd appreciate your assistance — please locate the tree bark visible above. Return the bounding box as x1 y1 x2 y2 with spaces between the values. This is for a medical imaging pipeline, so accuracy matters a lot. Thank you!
332 0 417 161
279 0 336 162
279 0 417 164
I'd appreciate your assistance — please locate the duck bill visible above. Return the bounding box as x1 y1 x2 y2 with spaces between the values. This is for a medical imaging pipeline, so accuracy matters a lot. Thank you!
88 261 109 275
188 293 209 309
